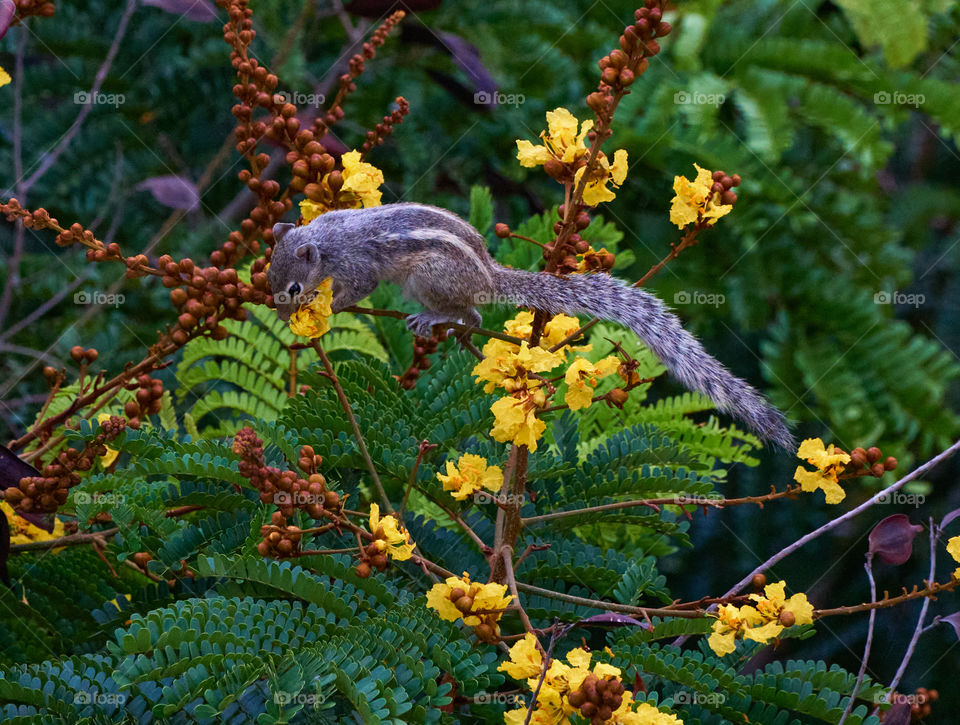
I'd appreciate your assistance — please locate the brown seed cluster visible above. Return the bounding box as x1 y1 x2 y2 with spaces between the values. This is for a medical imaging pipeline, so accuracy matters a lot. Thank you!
709 170 741 209
360 97 410 155
399 328 449 389
122 373 165 429
4 415 126 513
258 510 305 558
317 11 406 135
234 429 340 550
846 446 898 478
11 0 55 21
439 583 504 644
159 254 248 344
548 206 599 275
588 2 670 123
566 673 625 724
909 687 938 720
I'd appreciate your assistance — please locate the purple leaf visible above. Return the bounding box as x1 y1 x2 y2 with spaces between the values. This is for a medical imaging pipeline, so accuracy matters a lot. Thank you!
941 611 960 640
136 175 200 211
0 0 15 42
141 0 218 22
941 507 960 531
869 514 923 565
881 702 912 725
577 613 652 629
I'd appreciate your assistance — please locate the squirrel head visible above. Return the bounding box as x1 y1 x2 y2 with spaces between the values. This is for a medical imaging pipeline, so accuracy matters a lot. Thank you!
269 222 328 321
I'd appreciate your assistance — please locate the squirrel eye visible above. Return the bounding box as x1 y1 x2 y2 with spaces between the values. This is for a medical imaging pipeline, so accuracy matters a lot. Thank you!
287 283 301 298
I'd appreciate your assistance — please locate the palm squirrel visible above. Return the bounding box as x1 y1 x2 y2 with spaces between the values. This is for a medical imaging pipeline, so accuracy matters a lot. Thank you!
268 202 793 449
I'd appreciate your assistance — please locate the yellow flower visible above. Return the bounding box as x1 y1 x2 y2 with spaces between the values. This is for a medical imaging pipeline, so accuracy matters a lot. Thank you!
424 572 513 628
744 580 814 644
947 535 960 580
1 501 65 548
96 414 120 467
617 701 684 725
499 633 544 679
368 503 416 561
564 356 620 411
340 150 384 208
793 438 850 504
707 603 764 656
543 314 590 352
669 164 733 229
437 453 503 501
299 150 384 221
575 148 629 206
517 107 593 167
0 65 10 88
288 277 333 338
473 341 565 394
490 392 547 451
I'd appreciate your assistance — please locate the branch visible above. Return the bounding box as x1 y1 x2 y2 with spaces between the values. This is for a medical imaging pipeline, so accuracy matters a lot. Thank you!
723 437 960 597
10 527 119 553
344 305 525 347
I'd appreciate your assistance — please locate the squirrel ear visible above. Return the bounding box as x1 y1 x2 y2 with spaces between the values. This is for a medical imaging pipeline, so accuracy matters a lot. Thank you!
273 223 295 243
294 242 321 264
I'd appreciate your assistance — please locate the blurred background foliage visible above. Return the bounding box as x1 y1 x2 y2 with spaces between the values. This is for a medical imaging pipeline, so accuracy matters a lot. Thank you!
2 0 960 719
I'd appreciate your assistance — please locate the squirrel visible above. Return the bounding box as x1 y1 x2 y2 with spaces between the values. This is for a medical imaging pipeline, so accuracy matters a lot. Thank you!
268 202 793 449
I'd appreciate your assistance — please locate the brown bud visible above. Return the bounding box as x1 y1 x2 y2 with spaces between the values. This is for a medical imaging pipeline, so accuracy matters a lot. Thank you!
70 345 85 363
752 573 767 591
778 610 796 627
355 562 372 578
494 223 511 238
866 446 882 464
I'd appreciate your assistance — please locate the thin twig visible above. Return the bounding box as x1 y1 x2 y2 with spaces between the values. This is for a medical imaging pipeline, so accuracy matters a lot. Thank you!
18 0 138 194
311 339 392 512
887 519 938 696
838 555 877 725
10 527 119 553
502 548 538 638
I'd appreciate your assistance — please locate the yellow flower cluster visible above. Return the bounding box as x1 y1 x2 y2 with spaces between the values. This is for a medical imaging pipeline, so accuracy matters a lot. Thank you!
367 503 416 561
425 572 512 642
792 438 851 504
500 635 682 725
708 581 814 656
436 453 503 501
300 150 384 221
947 536 960 580
669 164 733 229
516 107 629 206
0 65 10 88
472 312 620 451
1 501 65 547
288 277 334 339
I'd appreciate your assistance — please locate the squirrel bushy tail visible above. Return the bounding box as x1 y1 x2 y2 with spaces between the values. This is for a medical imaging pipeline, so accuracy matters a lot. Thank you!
492 267 794 449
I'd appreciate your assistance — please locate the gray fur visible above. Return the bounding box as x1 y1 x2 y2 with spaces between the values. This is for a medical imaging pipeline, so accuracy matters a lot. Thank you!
268 202 794 449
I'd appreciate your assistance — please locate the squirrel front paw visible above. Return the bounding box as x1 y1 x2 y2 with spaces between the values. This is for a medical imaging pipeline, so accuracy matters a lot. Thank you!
406 312 451 337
